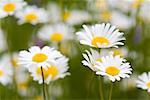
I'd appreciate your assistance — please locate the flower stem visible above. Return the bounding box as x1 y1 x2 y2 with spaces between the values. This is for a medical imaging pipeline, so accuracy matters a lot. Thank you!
41 67 46 100
99 77 104 100
108 83 113 100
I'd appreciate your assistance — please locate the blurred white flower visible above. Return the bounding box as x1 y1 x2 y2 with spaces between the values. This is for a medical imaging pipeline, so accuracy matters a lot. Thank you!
109 47 128 57
136 72 150 92
0 54 13 85
62 10 91 25
37 23 74 42
18 46 62 69
0 28 7 52
15 6 48 25
0 0 27 18
95 55 132 82
30 56 70 84
82 48 109 71
76 23 125 48
110 11 134 30
139 1 150 22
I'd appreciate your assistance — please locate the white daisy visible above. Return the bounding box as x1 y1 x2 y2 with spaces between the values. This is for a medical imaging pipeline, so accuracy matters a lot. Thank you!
136 72 150 92
76 23 125 48
0 0 26 18
82 48 108 71
110 11 134 30
18 46 63 69
95 55 132 82
37 23 74 42
15 5 48 25
30 56 70 84
0 54 13 85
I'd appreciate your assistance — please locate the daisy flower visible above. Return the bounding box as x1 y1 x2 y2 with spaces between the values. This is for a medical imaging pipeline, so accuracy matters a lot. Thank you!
15 6 48 25
0 28 7 52
0 0 26 18
136 72 150 92
29 56 70 84
37 23 74 42
18 46 63 69
95 55 132 82
0 55 13 85
76 23 125 48
82 48 108 71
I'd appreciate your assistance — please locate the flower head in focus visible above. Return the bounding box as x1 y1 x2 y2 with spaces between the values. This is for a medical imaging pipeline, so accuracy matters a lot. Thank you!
29 56 70 84
18 46 62 69
95 55 132 82
76 23 125 48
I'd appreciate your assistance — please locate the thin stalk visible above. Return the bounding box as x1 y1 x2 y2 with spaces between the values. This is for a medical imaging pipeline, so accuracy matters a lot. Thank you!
99 77 104 100
108 83 113 100
41 67 46 100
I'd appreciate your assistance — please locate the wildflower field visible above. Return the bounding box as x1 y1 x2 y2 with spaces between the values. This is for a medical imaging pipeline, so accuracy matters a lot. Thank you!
0 0 150 100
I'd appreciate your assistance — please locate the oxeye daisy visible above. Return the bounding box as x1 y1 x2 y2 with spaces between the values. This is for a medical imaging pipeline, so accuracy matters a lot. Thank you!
110 47 128 57
95 55 132 82
82 48 108 71
136 72 150 92
37 23 74 43
0 0 26 18
0 55 13 85
29 56 70 84
15 6 48 25
76 23 125 48
0 28 7 52
18 46 63 69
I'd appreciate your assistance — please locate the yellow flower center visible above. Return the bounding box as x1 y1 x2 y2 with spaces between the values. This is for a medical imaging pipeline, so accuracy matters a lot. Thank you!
92 36 109 47
50 32 63 42
3 3 16 12
147 82 150 88
11 59 18 67
62 11 71 21
37 66 58 79
0 70 4 76
32 53 48 63
106 66 120 76
25 13 38 22
100 11 111 21
96 58 102 62
18 82 28 90
113 49 123 57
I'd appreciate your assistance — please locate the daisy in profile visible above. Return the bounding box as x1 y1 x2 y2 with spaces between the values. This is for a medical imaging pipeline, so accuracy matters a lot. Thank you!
29 56 70 84
0 55 13 85
18 46 62 69
0 0 26 18
95 55 132 82
82 48 108 71
15 6 48 25
76 23 125 48
37 23 74 43
136 72 150 92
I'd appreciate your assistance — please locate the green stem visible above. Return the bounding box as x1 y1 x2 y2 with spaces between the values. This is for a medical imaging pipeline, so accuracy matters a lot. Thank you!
41 67 46 100
108 83 113 100
99 77 104 100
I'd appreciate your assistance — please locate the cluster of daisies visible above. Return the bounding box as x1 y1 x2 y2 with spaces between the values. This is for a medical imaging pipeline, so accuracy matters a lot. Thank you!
0 0 48 25
76 23 133 82
18 46 70 84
